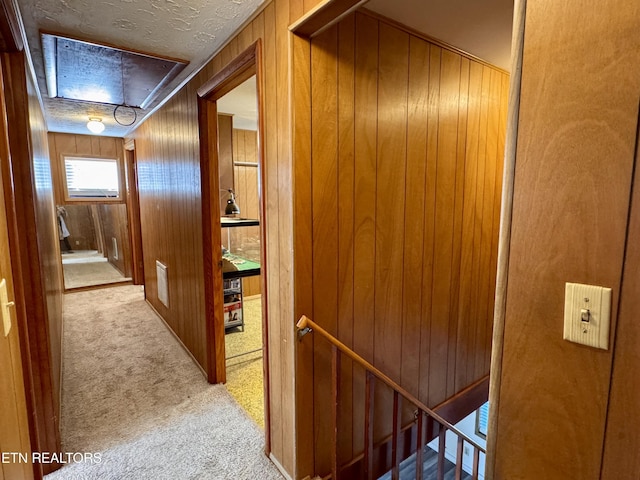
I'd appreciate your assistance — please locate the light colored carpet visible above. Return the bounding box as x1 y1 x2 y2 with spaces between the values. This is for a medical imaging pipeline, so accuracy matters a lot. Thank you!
46 285 282 480
225 297 264 428
61 250 106 264
63 251 130 289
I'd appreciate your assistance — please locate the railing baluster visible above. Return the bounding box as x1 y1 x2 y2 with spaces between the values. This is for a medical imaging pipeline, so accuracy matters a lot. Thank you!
331 345 340 480
472 448 480 480
296 316 488 480
364 371 375 480
437 426 446 480
415 410 424 480
391 391 400 480
455 436 464 480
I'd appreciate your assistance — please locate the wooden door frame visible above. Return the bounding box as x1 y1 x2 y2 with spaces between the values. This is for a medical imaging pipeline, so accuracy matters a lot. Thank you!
124 139 145 286
197 39 271 453
485 0 526 476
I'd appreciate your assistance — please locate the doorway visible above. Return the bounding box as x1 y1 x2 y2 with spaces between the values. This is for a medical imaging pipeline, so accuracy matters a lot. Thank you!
198 41 270 438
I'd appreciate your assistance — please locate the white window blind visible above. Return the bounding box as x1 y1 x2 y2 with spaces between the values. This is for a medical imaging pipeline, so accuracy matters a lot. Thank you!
64 157 120 198
476 402 489 438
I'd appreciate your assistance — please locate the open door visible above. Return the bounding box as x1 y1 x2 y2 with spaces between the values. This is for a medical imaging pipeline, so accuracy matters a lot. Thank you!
197 40 271 453
124 140 145 286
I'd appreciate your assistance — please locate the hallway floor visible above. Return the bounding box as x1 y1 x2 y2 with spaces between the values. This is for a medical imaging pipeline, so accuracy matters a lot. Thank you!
46 285 282 480
62 250 131 289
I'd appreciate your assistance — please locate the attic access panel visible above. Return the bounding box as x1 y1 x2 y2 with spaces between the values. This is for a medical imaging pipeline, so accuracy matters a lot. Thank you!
41 32 188 109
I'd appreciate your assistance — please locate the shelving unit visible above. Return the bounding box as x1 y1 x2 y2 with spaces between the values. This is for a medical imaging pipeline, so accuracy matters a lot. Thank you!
221 217 261 331
223 278 244 330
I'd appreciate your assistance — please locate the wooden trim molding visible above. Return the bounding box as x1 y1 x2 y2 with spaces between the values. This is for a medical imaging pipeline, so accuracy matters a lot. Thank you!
197 39 271 454
359 8 510 75
0 0 23 52
485 0 527 476
433 376 489 424
289 0 370 38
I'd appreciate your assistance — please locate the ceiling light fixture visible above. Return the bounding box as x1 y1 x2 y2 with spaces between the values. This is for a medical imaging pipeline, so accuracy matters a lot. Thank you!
86 117 105 134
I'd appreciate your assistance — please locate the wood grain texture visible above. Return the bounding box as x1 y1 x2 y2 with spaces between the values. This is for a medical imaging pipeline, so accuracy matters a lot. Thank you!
601 102 640 477
1 51 63 476
97 204 132 278
0 56 33 480
47 133 125 206
300 11 508 477
231 128 261 297
292 21 315 479
129 0 321 474
492 0 640 478
217 114 234 214
124 147 145 285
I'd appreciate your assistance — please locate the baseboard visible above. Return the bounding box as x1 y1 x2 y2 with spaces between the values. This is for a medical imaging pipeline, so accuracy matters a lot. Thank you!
269 453 293 480
64 279 133 293
145 300 208 380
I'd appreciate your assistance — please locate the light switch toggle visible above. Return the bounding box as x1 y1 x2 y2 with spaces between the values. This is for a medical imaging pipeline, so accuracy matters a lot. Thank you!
1 279 13 337
580 308 590 333
580 308 590 323
564 283 611 349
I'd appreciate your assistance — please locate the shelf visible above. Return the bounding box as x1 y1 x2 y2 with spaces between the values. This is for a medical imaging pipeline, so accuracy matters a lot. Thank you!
221 217 260 228
222 253 261 280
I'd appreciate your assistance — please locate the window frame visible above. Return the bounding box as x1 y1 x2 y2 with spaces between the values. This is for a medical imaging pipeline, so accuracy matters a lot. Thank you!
60 153 125 203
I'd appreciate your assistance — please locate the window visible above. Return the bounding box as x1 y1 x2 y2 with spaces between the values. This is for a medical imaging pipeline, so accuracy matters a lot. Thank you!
63 155 121 200
476 402 489 439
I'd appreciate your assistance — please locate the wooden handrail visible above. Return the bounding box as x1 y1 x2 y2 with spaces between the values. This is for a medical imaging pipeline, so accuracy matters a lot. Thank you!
296 315 486 453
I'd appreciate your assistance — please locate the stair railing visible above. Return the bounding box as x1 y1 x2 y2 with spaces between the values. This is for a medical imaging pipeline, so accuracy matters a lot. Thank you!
296 315 485 480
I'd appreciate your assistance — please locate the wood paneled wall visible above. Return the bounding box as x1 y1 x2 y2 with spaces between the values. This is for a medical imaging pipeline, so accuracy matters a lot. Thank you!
0 59 33 480
47 133 125 206
48 133 134 282
63 205 98 251
294 11 508 474
0 51 64 475
98 204 132 278
218 114 234 215
232 128 261 296
492 0 640 478
130 1 324 474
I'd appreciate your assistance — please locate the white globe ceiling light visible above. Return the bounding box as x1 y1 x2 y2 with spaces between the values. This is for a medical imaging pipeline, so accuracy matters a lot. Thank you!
86 117 105 134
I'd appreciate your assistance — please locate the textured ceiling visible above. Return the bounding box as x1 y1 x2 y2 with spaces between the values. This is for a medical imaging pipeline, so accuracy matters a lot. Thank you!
16 0 267 137
366 0 513 71
217 76 257 131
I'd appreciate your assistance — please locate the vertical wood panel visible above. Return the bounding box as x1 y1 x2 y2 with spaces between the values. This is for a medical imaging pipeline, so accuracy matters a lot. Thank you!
401 35 429 401
373 22 408 384
263 1 284 465
493 0 640 477
292 17 314 477
47 132 126 207
1 51 63 476
446 58 469 399
311 23 339 475
352 12 378 457
601 101 640 476
455 61 482 392
302 11 508 476
418 44 440 404
337 14 355 465
428 49 460 407
0 59 33 480
373 22 409 444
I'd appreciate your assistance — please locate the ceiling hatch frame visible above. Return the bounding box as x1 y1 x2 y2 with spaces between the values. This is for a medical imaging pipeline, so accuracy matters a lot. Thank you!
41 31 188 110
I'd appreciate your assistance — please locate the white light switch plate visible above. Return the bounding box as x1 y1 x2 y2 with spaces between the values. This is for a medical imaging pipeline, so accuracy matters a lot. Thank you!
1 279 12 337
564 282 611 350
